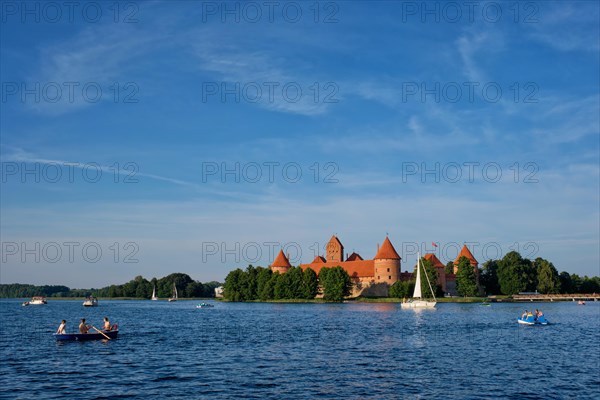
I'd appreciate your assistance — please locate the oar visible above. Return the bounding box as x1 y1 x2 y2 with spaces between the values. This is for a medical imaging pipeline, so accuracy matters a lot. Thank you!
90 325 111 340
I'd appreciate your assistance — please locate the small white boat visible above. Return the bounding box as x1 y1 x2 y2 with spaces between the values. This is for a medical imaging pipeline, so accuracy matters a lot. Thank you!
168 283 178 302
26 296 47 305
196 302 214 308
401 253 437 309
151 285 158 301
83 296 98 307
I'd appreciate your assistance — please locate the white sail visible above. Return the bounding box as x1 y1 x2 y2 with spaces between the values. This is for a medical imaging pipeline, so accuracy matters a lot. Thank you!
151 285 158 300
168 283 178 302
401 252 437 309
413 257 422 298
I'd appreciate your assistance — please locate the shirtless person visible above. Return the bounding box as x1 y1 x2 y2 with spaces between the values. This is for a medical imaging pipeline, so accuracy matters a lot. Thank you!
103 317 111 331
79 318 90 334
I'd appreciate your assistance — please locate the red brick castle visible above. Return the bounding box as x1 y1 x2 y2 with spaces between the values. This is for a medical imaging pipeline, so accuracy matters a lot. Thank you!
270 234 479 296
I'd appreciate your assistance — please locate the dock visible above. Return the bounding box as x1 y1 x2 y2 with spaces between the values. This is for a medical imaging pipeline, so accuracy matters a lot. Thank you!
511 293 600 302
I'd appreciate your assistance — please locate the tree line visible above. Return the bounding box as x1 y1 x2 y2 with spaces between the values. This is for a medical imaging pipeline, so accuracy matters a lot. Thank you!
479 251 600 295
223 265 352 302
400 251 600 297
0 273 222 299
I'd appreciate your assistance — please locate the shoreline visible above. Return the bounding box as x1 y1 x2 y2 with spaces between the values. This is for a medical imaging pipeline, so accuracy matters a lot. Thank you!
4 296 598 304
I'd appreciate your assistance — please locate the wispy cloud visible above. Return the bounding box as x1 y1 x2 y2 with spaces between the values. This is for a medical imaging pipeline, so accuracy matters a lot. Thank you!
24 21 164 115
526 3 600 52
2 146 199 188
190 29 332 116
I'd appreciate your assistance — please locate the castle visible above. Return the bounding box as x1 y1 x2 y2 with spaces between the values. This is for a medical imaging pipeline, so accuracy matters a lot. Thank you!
270 235 479 296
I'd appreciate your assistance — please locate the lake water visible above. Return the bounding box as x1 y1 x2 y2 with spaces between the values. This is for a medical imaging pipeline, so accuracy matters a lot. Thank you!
1 300 599 399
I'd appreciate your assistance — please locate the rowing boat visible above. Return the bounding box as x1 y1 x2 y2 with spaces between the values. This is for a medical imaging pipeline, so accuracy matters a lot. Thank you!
54 330 119 341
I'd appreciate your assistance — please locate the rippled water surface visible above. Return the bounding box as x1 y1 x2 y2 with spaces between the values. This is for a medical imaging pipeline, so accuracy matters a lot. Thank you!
1 300 599 399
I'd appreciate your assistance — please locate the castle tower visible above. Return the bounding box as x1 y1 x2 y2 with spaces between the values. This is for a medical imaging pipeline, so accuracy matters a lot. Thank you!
423 253 446 292
374 236 401 284
453 245 478 274
270 250 292 274
326 235 344 263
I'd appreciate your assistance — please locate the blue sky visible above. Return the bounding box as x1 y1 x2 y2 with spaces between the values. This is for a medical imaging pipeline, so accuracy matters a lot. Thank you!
1 1 599 287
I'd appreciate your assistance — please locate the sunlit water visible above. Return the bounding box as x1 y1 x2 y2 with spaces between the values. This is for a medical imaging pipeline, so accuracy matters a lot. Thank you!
1 300 598 399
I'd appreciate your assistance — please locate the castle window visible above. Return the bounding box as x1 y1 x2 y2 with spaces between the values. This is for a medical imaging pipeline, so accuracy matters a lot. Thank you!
377 276 380 280
389 276 391 280
387 268 390 272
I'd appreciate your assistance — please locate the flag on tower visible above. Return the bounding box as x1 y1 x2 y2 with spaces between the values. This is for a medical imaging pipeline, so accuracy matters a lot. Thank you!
432 242 438 248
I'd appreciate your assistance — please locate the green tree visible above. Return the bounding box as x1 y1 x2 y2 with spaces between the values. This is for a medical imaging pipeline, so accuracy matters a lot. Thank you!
535 258 560 294
319 266 352 301
445 261 455 275
389 280 415 298
223 268 246 301
581 276 600 293
281 267 303 298
570 274 583 293
274 271 293 299
413 258 440 298
480 260 501 295
240 265 258 300
497 251 536 295
301 268 318 299
261 272 279 300
558 272 573 294
185 281 205 298
456 256 478 296
257 267 273 300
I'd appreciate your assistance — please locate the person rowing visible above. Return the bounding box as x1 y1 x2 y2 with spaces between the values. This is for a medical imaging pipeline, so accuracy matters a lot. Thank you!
56 320 66 334
79 318 90 334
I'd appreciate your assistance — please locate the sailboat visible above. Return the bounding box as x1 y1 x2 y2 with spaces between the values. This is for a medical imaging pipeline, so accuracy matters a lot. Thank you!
168 283 178 302
401 253 437 309
151 285 158 301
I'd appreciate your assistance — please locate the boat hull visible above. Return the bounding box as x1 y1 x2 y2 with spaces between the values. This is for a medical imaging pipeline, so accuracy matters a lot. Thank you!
401 301 437 309
54 330 119 341
517 316 548 325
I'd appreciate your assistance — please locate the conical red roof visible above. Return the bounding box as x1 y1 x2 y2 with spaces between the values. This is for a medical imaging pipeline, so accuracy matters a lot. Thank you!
423 253 444 268
374 237 400 260
454 245 478 265
311 255 327 263
271 250 292 268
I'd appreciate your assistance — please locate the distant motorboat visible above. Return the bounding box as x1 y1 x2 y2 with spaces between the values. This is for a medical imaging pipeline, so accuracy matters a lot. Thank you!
578 300 586 305
480 302 491 306
196 302 214 308
83 296 98 307
401 253 437 309
168 283 178 302
24 296 47 306
151 285 158 301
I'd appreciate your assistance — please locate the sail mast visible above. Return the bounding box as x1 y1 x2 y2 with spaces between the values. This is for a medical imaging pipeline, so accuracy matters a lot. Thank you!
421 254 437 301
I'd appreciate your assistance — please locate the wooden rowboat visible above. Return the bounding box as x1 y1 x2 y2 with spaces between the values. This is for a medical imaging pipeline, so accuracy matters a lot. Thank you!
54 330 118 341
